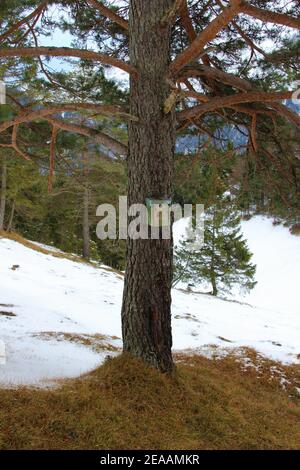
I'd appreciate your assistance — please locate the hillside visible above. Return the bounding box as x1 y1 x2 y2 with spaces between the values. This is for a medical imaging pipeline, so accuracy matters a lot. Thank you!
0 216 299 388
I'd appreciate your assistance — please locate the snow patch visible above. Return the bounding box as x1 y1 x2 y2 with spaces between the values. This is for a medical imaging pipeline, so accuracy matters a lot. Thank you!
0 216 300 387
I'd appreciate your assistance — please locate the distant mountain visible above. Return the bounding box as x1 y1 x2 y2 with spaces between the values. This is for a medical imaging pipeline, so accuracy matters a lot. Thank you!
176 124 248 154
176 101 300 154
286 99 300 114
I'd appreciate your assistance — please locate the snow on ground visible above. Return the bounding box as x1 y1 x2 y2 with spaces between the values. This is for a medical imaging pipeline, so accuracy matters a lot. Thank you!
0 216 299 387
28 240 64 254
240 217 300 317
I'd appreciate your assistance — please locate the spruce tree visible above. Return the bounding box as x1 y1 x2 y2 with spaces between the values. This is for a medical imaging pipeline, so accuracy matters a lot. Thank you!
174 193 256 297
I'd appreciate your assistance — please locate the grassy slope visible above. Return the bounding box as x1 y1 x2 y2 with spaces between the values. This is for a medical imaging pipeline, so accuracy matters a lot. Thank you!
0 354 299 450
0 231 299 449
0 231 123 275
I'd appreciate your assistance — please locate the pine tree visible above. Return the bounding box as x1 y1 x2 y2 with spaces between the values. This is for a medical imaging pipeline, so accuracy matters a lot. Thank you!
1 0 300 372
174 193 256 297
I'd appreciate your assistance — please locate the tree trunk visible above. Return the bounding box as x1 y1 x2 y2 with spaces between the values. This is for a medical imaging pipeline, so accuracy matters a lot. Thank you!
7 199 15 232
211 275 218 296
211 212 217 296
121 0 176 373
0 154 7 231
82 150 90 260
83 186 90 260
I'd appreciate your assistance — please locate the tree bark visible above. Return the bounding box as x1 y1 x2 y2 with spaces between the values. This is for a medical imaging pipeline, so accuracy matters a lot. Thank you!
121 0 176 373
211 275 218 296
83 186 90 260
7 199 15 233
0 154 7 231
211 213 217 296
82 151 90 260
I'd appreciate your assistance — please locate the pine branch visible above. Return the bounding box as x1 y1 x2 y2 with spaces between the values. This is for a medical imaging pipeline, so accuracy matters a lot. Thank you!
168 0 243 76
0 47 137 77
177 66 300 128
177 91 294 122
86 0 128 30
0 1 48 43
47 118 127 156
240 1 300 29
0 103 137 133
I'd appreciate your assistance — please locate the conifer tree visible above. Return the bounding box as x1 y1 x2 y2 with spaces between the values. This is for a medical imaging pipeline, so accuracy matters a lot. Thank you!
1 0 300 371
174 193 256 297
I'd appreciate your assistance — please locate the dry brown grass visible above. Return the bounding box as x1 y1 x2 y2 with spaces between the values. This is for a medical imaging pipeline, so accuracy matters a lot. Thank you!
34 332 121 353
0 231 124 276
0 230 85 263
290 224 300 236
0 354 299 450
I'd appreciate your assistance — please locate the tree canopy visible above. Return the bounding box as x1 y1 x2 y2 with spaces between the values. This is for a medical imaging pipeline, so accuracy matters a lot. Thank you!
0 1 299 163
